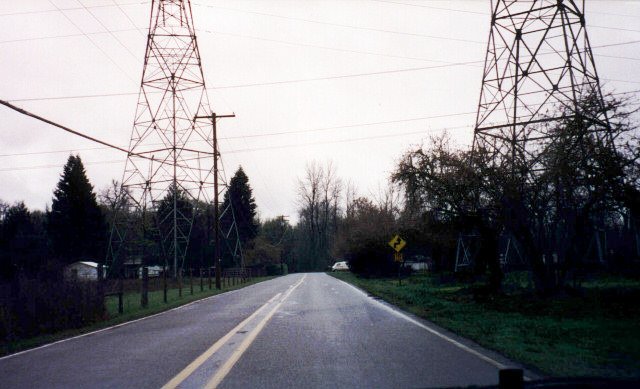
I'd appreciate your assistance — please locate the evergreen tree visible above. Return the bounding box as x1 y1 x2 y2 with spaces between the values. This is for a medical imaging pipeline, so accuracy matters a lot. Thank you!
48 155 106 264
155 185 194 271
221 167 259 247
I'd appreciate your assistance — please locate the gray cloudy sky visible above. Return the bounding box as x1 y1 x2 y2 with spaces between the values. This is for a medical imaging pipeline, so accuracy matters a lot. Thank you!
1 0 639 222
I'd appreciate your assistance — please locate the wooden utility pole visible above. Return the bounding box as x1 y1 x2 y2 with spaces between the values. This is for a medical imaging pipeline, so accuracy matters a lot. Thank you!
194 112 235 290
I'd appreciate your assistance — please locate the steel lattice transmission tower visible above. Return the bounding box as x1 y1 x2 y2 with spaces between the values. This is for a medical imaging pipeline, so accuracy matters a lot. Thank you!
107 0 216 277
472 0 613 179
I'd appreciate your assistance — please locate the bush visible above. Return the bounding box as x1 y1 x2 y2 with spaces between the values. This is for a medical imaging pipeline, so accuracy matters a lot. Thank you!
347 238 397 277
0 270 105 342
265 263 288 276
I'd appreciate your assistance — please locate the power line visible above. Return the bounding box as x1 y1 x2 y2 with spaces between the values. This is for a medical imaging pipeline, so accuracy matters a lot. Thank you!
5 61 482 103
4 26 639 104
48 0 137 84
370 0 486 16
593 39 640 49
195 1 640 38
0 124 474 172
209 60 483 90
198 28 463 65
0 159 124 173
372 0 640 32
0 146 108 158
590 24 640 34
192 2 486 45
111 0 147 37
8 91 140 103
597 54 640 62
0 1 149 17
0 99 137 156
0 99 218 170
0 28 140 45
77 0 140 61
2 89 639 170
0 111 481 158
3 87 638 159
7 60 640 104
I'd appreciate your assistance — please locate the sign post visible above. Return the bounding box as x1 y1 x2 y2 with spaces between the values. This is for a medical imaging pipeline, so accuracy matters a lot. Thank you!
388 234 407 286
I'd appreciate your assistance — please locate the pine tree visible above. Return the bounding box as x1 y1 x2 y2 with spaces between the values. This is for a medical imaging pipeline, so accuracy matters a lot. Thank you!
48 155 106 264
221 167 259 246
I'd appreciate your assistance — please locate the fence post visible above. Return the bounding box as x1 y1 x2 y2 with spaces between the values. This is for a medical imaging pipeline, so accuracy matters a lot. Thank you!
141 266 149 308
163 265 168 303
190 268 194 295
97 263 104 302
118 269 124 314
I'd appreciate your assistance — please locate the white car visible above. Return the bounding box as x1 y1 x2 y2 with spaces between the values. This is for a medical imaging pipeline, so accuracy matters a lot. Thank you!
331 261 349 271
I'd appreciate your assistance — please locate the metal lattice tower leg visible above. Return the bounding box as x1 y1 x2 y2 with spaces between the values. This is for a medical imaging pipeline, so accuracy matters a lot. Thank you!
107 0 214 277
472 0 614 179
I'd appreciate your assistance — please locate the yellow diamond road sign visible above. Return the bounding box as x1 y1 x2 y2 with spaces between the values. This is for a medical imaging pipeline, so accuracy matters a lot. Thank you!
388 234 406 252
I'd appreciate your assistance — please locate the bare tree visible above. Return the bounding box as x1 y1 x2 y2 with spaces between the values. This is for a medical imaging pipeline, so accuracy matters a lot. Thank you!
296 161 342 270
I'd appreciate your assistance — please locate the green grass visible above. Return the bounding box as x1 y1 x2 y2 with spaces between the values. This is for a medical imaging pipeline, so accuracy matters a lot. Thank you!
1 276 275 357
329 271 640 379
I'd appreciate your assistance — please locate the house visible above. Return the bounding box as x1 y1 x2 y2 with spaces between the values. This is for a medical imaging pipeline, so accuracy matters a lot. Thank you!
137 265 164 278
123 257 142 278
64 261 103 281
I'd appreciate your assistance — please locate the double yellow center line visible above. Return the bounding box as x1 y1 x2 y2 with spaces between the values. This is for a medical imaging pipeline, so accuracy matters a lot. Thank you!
163 275 306 389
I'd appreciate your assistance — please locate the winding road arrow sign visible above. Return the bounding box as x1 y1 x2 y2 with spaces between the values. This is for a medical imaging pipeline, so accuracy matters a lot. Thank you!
388 234 407 253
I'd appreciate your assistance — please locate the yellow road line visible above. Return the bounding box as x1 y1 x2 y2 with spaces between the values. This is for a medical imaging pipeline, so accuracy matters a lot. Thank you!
204 275 307 389
161 292 282 389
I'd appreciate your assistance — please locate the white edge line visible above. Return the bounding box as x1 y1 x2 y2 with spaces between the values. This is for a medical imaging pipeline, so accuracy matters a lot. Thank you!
333 276 534 381
0 283 258 362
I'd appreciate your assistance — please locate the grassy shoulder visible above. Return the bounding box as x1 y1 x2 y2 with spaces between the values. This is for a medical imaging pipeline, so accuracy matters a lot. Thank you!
329 271 640 379
1 276 275 357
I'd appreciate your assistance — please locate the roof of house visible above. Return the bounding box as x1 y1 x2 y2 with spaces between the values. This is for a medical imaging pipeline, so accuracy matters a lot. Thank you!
72 261 99 268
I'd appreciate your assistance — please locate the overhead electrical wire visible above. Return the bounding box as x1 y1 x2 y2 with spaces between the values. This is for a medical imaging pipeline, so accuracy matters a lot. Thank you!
0 28 140 45
372 0 640 31
0 1 148 17
48 0 137 84
192 3 485 45
0 159 125 173
7 58 640 103
2 87 639 159
198 28 461 65
77 0 140 61
2 85 638 166
0 110 482 159
0 125 475 172
0 99 138 157
111 0 147 37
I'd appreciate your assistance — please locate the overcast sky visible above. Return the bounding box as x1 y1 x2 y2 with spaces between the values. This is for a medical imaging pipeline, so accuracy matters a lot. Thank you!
1 0 639 223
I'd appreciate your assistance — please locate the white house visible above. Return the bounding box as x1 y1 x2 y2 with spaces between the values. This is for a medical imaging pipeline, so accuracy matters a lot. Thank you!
64 261 102 281
137 265 163 278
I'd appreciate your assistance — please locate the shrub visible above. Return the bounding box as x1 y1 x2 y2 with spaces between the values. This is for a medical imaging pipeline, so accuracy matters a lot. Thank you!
0 268 105 342
265 263 288 276
347 238 397 277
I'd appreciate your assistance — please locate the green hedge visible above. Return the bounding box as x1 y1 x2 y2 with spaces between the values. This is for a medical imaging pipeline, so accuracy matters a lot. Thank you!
265 263 288 276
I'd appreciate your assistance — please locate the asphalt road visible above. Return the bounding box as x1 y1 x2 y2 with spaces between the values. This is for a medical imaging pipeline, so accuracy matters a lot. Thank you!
0 273 537 388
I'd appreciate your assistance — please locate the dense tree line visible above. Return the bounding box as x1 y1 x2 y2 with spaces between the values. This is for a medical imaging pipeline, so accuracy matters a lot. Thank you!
1 155 106 280
291 94 640 296
393 94 639 294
